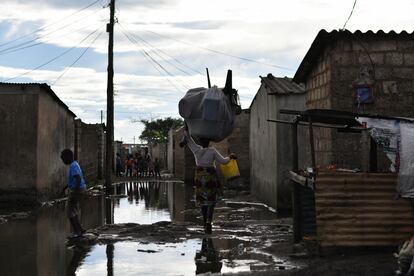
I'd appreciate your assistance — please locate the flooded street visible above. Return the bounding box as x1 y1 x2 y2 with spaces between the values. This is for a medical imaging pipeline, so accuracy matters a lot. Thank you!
0 181 298 276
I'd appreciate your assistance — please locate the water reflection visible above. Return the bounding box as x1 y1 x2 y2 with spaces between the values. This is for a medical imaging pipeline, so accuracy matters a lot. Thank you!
112 181 171 224
0 181 284 276
195 238 222 274
0 195 104 276
0 181 197 276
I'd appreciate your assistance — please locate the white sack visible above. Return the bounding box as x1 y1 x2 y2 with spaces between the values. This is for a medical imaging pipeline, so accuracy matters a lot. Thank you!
178 86 235 142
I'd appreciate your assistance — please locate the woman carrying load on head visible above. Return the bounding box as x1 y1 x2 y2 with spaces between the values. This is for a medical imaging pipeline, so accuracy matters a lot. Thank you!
180 124 236 234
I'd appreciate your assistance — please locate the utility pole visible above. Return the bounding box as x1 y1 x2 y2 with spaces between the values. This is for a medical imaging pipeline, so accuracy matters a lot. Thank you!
105 0 115 197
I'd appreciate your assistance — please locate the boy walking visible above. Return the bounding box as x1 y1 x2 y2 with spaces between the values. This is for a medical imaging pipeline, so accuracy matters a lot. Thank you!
61 149 86 238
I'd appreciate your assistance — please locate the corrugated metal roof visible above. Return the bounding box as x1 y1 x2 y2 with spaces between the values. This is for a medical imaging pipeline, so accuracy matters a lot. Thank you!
315 172 414 247
0 82 77 118
293 29 414 84
260 74 305 94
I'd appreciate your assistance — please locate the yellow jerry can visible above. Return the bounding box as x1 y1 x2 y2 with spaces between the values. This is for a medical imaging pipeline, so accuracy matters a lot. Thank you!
219 159 240 180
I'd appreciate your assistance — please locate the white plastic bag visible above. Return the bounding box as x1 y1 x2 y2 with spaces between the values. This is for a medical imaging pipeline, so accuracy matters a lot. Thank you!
178 85 235 142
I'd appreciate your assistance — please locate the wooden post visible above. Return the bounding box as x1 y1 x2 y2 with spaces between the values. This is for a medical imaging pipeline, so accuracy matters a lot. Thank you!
105 0 115 196
292 121 302 243
206 68 211 88
309 117 316 169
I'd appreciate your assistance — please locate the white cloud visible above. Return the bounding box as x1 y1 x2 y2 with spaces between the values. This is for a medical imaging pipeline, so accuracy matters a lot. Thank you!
1 0 414 143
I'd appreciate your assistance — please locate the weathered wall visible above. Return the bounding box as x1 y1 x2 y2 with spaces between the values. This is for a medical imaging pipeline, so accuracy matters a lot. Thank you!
0 89 38 200
150 142 167 169
305 36 414 170
172 127 195 182
37 89 75 199
304 46 335 168
275 94 306 209
250 85 278 209
224 110 250 183
75 121 104 184
167 129 174 173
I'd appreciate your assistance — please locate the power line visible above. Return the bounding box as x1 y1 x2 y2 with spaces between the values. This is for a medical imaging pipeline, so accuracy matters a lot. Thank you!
3 25 104 82
120 23 203 75
52 30 104 85
119 25 190 92
342 0 358 30
142 29 294 71
0 17 106 56
0 0 103 49
120 25 191 90
119 23 196 77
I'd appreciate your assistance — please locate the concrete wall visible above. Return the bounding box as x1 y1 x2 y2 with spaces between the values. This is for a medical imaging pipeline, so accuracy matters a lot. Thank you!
167 129 174 173
75 121 104 184
250 85 278 209
37 89 75 199
228 110 250 181
0 84 77 202
304 36 414 170
0 88 39 201
275 94 306 209
250 84 306 210
150 142 167 169
172 127 195 182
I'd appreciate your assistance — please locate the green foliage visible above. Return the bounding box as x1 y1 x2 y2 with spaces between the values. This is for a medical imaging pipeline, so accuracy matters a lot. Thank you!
139 117 183 144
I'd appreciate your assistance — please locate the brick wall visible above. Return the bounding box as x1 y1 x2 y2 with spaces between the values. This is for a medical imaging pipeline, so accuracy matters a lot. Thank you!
305 46 335 167
305 35 414 170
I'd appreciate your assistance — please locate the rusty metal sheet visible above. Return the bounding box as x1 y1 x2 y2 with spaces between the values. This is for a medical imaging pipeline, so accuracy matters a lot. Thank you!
315 172 414 247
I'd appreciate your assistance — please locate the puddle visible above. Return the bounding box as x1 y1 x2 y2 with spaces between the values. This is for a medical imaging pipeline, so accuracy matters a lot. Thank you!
0 180 294 275
111 182 171 224
74 238 293 275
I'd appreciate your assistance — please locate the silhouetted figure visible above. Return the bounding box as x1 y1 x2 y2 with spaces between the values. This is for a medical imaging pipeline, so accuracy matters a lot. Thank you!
60 149 86 238
154 158 161 178
116 153 123 177
195 238 222 274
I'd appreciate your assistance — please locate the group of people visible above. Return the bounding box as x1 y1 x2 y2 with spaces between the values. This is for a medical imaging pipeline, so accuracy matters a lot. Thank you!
116 152 161 178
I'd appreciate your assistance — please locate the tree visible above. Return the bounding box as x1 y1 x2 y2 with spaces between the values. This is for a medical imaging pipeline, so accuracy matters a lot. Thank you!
139 117 183 145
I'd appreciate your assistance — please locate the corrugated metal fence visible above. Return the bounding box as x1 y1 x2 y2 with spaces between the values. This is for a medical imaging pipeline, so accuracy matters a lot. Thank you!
315 172 414 247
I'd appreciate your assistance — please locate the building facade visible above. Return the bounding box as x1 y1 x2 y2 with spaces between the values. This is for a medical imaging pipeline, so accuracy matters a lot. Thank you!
293 29 414 170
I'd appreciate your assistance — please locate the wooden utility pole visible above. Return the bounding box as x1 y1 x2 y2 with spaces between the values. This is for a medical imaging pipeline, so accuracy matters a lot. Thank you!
105 0 115 196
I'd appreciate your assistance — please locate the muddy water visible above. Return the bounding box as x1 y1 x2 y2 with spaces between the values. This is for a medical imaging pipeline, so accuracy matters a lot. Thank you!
0 181 286 275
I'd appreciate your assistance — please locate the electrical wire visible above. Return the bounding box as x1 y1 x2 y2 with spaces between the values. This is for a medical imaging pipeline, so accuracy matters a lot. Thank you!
342 0 357 30
3 25 104 82
142 29 294 71
0 15 106 56
119 25 191 89
119 26 191 92
52 30 104 85
119 23 203 75
0 0 103 49
119 23 196 76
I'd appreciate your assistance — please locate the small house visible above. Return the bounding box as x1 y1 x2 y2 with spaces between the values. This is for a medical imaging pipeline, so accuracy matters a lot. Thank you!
249 74 305 210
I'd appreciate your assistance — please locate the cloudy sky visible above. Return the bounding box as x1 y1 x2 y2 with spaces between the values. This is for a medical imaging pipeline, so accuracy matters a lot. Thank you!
1 0 413 143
